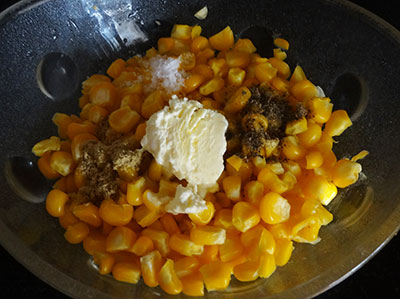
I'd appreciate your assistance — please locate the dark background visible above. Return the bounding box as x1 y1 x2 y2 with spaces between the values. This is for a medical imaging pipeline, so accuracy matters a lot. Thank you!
0 0 399 298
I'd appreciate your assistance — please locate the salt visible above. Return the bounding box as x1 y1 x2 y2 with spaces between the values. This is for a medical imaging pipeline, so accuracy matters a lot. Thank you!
145 55 187 94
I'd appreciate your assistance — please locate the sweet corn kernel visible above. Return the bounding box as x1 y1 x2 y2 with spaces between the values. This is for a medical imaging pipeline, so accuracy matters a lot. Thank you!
191 36 209 53
258 253 276 278
93 251 115 275
274 238 294 266
189 200 215 226
199 261 231 291
232 201 260 232
274 38 289 50
308 97 333 124
285 117 308 135
257 168 288 194
72 202 102 227
181 273 205 297
64 222 90 244
255 62 277 83
300 198 333 226
331 159 362 188
140 250 163 287
233 38 257 53
174 256 200 279
259 192 291 224
99 198 133 226
32 136 61 157
112 262 141 284
46 189 69 217
83 231 106 255
169 233 204 256
291 79 318 102
219 233 244 262
281 135 306 160
190 226 226 245
305 151 324 169
268 57 290 79
106 226 137 252
233 261 259 282
129 236 154 256
226 155 243 172
222 175 242 201
303 174 337 205
199 77 225 95
127 177 146 206
209 26 234 51
324 110 352 137
298 122 322 148
228 67 246 86
292 216 322 244
171 24 192 40
244 180 264 206
141 228 170 257
159 259 183 295
213 208 233 231
141 90 165 119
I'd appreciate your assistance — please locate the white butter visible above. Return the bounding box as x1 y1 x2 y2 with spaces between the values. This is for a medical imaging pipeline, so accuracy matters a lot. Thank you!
141 96 228 214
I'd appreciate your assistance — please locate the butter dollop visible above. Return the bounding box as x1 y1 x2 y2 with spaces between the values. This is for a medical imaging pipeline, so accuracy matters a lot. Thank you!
140 95 228 214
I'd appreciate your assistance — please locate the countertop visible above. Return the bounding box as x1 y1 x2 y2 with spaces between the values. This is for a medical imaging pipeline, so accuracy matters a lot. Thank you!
0 0 399 298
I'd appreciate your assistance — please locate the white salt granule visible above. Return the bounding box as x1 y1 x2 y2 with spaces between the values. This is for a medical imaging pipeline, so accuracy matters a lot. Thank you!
145 55 187 94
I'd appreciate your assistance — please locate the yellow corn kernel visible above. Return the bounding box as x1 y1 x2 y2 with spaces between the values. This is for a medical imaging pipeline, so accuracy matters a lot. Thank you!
292 216 322 244
79 94 90 109
130 235 154 256
32 136 61 157
233 38 257 53
174 256 200 279
191 36 209 53
225 51 251 68
141 90 165 119
184 73 206 93
66 121 97 140
281 135 306 160
213 208 233 231
224 86 252 114
140 250 163 287
190 226 226 245
303 174 337 205
222 175 242 201
282 160 302 178
232 201 260 232
171 24 192 40
308 97 333 123
298 122 322 148
260 192 291 224
291 79 318 102
106 226 137 252
46 189 69 218
274 238 294 266
196 47 215 64
72 202 102 227
305 151 324 169
107 58 126 79
268 57 290 79
99 198 133 226
64 221 90 244
324 109 352 137
191 25 202 38
258 253 276 278
127 177 146 206
241 224 276 255
301 198 333 226
226 155 243 172
199 77 224 95
169 233 204 256
159 214 179 235
233 260 259 282
120 93 142 113
89 81 118 111
141 228 170 257
252 156 267 175
244 180 264 206
159 259 183 295
181 273 205 297
58 204 79 229
199 261 231 291
255 62 277 83
270 76 289 92
82 74 111 95
257 168 288 194
274 37 289 50
112 262 141 284
273 48 287 60
52 113 74 139
289 65 307 86
93 251 115 275
189 200 215 226
148 159 162 182
134 204 161 227
83 230 106 255
108 106 141 134
134 122 146 141
198 245 219 264
180 52 196 71
209 58 229 77
331 159 362 188
285 117 308 135
228 67 246 86
209 26 234 51
157 37 175 54
192 64 214 80
88 105 109 124
142 190 170 211
219 233 244 262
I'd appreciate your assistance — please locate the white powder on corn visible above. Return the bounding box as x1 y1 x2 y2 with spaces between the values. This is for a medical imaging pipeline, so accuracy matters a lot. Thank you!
143 54 187 94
